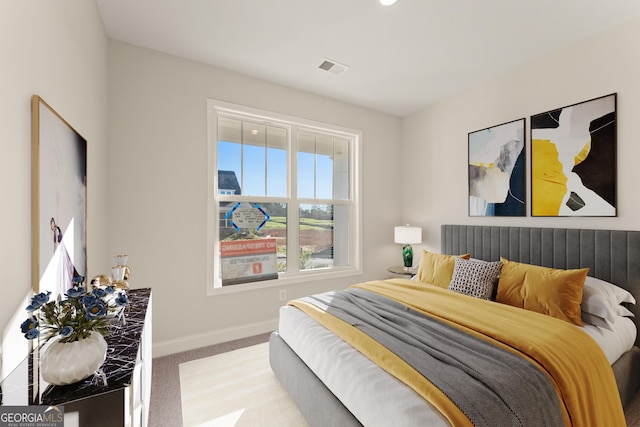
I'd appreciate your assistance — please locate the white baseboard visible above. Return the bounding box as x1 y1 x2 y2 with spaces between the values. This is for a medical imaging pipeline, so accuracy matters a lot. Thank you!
152 318 279 358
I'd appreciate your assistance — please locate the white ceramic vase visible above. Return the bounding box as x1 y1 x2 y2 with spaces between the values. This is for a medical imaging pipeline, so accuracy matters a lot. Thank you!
40 331 108 386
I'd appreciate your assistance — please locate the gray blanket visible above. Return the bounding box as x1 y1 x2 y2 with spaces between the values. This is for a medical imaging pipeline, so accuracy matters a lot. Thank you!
300 288 564 427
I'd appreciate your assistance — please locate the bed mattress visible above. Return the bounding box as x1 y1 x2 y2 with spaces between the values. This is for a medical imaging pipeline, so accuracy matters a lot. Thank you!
583 316 636 364
279 302 450 427
278 295 636 427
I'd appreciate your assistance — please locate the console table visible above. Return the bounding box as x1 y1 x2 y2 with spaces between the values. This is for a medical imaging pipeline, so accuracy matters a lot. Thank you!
0 288 152 427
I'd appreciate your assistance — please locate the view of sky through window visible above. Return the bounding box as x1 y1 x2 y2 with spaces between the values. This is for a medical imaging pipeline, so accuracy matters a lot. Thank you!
218 140 333 199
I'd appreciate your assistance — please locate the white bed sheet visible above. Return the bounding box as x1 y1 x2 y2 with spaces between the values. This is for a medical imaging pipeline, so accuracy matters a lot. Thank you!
582 315 637 364
278 297 636 427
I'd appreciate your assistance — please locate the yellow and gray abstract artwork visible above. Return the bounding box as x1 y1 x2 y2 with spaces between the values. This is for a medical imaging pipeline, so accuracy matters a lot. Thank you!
531 93 616 217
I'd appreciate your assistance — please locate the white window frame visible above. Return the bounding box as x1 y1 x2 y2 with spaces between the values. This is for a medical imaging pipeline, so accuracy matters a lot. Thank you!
207 99 363 295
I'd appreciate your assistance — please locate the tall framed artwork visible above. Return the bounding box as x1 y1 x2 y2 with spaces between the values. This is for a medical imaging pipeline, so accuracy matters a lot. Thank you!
31 95 87 296
530 93 616 217
468 118 525 216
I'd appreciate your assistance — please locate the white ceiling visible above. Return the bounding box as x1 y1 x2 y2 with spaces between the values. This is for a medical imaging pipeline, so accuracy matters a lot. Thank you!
95 0 640 117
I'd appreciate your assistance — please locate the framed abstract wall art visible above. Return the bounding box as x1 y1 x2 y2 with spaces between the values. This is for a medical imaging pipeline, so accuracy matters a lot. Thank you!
32 95 87 296
530 93 616 217
468 118 525 216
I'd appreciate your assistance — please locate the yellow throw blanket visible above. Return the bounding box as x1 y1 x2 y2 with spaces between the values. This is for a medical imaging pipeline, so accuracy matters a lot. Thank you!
289 279 625 427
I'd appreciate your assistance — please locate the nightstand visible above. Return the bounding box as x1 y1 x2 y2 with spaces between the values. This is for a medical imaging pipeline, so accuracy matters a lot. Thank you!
388 265 416 276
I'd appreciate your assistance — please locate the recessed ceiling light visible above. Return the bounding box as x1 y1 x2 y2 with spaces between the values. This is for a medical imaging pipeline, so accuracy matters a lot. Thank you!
380 0 398 5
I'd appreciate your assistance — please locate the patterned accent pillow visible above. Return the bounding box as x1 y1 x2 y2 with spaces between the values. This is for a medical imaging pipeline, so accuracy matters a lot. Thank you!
448 258 503 300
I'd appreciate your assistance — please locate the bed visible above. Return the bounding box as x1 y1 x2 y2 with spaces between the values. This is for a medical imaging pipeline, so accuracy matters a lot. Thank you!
269 225 640 426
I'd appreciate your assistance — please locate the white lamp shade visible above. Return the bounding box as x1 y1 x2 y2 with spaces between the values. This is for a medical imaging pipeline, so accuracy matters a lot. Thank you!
394 225 422 244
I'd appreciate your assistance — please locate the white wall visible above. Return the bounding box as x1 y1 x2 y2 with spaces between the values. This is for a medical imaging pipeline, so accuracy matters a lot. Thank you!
0 1 109 376
107 41 403 356
7 3 634 361
402 16 640 253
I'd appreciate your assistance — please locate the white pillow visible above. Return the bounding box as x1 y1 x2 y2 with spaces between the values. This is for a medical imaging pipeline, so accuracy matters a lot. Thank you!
581 285 616 323
586 276 635 303
616 305 634 317
581 311 613 331
581 276 635 327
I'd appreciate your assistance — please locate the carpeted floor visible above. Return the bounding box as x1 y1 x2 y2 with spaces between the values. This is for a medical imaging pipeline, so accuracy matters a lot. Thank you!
179 342 307 426
148 333 272 427
149 332 640 426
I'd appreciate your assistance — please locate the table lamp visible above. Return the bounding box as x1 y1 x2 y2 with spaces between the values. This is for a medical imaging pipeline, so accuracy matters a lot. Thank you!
394 225 422 269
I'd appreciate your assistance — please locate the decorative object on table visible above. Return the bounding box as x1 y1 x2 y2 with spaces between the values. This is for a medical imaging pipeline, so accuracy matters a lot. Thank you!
531 93 616 217
114 254 128 265
468 118 525 217
89 274 112 290
112 254 130 290
111 266 127 289
20 280 129 386
40 331 108 386
394 225 422 270
31 95 87 298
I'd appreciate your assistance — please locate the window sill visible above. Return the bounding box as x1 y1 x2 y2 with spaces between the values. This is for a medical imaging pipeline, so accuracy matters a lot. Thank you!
207 266 362 296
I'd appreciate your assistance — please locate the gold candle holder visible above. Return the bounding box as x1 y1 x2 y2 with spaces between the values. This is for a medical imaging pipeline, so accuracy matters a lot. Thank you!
114 254 128 265
111 254 130 290
112 265 129 290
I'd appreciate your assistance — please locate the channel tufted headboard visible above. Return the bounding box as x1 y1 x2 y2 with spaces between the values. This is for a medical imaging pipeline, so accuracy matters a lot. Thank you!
440 224 640 405
441 224 640 339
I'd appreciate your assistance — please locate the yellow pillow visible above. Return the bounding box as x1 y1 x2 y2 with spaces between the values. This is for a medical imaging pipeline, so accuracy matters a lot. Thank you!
496 258 588 326
416 250 471 288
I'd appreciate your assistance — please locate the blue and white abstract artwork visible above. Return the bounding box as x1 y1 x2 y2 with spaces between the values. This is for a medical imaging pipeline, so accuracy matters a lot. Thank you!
468 118 525 217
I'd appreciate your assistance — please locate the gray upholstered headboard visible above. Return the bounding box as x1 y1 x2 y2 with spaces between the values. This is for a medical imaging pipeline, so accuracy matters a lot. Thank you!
441 224 640 343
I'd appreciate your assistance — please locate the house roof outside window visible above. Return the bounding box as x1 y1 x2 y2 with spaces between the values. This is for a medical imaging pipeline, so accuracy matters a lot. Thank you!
218 170 241 195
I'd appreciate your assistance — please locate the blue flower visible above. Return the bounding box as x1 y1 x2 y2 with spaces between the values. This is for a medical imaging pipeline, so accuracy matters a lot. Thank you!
67 287 86 298
60 326 74 337
80 294 97 306
25 328 40 340
20 316 38 333
20 317 39 339
104 285 115 294
26 291 51 311
34 291 51 304
85 300 107 318
115 292 129 306
72 275 85 285
20 279 119 343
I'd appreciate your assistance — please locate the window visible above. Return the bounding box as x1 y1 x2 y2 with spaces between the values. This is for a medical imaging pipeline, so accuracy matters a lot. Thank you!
207 100 362 293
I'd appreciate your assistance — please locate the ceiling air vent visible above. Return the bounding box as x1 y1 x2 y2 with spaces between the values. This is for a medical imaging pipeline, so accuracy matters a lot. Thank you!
318 58 350 75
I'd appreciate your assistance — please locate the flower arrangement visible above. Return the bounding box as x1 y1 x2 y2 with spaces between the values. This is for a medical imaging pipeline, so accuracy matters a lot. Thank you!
20 280 129 344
